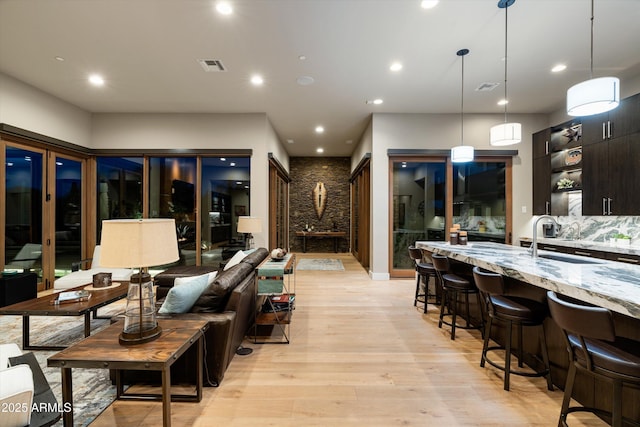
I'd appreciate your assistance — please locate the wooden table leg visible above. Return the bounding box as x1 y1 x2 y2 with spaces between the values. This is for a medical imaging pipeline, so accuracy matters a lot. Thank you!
61 367 73 427
161 367 171 427
22 316 30 349
84 312 91 337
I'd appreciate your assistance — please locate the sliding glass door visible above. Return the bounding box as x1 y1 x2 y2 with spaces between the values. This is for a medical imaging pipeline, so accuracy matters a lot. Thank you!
390 159 446 275
53 155 83 279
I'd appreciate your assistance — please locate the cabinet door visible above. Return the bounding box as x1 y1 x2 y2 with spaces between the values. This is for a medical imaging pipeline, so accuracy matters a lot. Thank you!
608 133 640 215
532 128 550 159
580 111 609 145
581 142 609 215
609 93 640 140
532 156 551 215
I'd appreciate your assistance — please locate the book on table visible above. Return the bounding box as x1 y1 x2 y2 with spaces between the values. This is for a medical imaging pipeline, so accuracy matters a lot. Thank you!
54 290 92 304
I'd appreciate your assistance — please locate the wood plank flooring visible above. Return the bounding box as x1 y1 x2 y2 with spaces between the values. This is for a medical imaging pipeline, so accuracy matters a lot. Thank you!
91 253 607 426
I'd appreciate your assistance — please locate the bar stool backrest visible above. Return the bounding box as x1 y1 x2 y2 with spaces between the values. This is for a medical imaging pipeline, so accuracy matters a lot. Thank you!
430 253 449 273
472 267 505 296
408 247 423 265
547 291 616 342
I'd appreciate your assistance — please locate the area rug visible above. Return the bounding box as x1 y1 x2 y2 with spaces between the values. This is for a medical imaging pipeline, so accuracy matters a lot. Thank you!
0 300 125 427
296 258 344 271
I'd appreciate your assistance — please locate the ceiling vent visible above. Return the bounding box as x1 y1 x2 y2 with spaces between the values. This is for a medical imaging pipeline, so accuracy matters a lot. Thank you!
198 59 226 72
475 82 500 92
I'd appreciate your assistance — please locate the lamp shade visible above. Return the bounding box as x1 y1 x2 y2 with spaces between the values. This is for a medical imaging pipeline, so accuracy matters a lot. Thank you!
99 218 179 268
237 216 262 234
490 122 522 146
567 76 620 116
451 145 474 163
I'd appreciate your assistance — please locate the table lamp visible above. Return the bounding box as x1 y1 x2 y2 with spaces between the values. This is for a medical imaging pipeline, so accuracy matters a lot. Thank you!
100 218 179 345
237 216 261 250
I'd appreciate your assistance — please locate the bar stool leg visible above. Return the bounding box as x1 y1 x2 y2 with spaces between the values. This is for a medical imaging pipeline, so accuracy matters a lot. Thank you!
475 292 485 339
414 273 421 307
480 316 493 368
464 292 471 328
504 320 513 391
539 326 554 391
438 291 448 329
559 362 577 427
517 323 524 368
450 290 458 340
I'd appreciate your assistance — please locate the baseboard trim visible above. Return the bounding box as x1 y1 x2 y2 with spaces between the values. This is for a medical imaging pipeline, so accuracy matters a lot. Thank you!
369 271 390 281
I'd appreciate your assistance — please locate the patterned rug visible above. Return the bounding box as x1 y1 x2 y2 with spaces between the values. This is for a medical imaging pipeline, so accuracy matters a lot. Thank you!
296 258 345 271
0 300 126 426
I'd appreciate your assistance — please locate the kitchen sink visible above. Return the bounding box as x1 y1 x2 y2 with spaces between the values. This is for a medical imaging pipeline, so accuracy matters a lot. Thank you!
538 253 603 265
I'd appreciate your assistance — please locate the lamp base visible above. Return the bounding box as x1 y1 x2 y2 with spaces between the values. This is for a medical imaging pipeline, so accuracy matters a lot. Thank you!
119 324 162 345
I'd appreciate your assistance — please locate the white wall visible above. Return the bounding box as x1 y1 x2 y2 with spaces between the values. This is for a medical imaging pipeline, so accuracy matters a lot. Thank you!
367 112 548 279
0 72 92 145
91 112 286 249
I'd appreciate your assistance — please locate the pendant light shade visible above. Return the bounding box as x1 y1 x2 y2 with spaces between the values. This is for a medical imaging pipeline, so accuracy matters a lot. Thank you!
491 0 521 146
566 0 620 117
451 48 474 163
451 145 475 163
567 76 620 116
490 122 522 146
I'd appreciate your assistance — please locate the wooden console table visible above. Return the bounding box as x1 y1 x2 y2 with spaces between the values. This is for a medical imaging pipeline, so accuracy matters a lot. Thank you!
295 231 346 253
48 318 208 427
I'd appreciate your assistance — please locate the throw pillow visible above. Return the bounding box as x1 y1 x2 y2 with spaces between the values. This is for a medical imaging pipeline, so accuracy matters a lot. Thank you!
158 273 209 314
174 271 217 287
224 250 247 271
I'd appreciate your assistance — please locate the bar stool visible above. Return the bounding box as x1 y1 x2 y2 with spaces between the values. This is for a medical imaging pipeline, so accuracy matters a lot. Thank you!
408 246 439 313
472 266 553 391
431 254 483 340
547 291 640 427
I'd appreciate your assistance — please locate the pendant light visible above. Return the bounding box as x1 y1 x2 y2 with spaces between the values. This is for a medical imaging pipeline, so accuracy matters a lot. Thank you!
451 49 474 163
566 0 619 116
490 0 521 146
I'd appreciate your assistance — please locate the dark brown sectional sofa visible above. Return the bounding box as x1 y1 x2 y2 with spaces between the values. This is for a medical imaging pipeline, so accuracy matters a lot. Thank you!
121 247 268 387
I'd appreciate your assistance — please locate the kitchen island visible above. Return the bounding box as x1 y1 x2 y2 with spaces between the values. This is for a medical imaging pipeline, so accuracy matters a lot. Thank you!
416 240 640 422
416 241 640 319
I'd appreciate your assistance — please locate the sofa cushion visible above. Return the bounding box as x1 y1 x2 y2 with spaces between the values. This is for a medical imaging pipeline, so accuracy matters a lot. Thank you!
191 262 254 313
241 247 269 269
158 273 210 314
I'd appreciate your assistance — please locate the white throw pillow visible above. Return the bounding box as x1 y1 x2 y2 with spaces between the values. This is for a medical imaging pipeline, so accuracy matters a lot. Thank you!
224 250 247 271
173 271 217 287
158 273 209 314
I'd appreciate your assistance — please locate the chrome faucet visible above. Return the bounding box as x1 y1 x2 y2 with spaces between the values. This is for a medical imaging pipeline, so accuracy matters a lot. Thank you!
532 215 559 258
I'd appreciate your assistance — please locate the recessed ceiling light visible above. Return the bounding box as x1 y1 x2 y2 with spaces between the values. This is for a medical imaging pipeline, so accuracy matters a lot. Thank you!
316 148 324 153
366 99 384 105
216 1 233 15
250 74 264 86
497 99 508 106
346 140 353 144
88 74 105 86
390 62 403 72
551 64 567 73
55 56 65 62
298 55 307 61
421 0 439 9
287 139 295 144
315 126 324 134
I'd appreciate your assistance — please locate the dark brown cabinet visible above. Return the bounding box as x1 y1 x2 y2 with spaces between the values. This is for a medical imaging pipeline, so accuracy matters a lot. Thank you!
581 93 640 145
582 132 640 215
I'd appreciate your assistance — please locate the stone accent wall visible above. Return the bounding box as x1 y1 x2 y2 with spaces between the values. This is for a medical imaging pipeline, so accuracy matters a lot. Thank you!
289 157 350 253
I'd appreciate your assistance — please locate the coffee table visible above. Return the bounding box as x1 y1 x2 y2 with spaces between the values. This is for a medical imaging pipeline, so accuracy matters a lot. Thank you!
0 282 128 350
48 319 208 427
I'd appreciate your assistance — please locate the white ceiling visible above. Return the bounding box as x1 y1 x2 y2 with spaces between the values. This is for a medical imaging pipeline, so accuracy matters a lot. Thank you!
1 0 639 157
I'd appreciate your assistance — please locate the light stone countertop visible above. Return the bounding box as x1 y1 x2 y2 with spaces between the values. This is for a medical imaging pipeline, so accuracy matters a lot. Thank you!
416 241 640 320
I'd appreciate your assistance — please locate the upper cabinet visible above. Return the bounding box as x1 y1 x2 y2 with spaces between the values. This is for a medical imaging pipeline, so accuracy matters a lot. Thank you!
581 93 640 145
533 92 640 217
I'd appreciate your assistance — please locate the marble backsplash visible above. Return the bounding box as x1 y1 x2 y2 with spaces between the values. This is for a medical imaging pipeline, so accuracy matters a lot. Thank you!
554 192 640 243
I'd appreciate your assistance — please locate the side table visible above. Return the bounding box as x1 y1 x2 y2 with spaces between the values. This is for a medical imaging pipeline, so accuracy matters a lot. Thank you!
48 318 208 427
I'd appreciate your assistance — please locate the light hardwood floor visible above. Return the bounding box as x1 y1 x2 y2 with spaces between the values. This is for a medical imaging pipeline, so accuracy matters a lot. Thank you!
91 253 607 426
